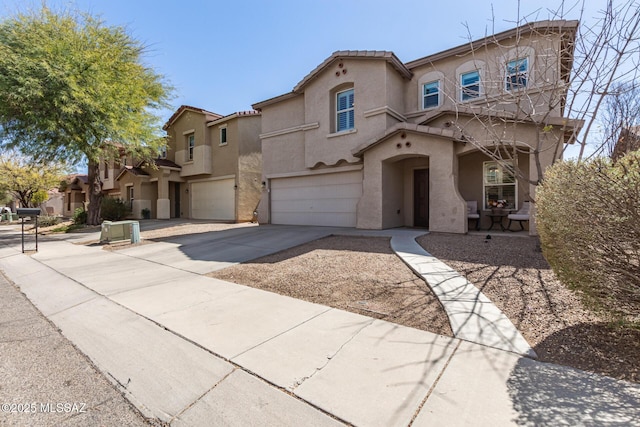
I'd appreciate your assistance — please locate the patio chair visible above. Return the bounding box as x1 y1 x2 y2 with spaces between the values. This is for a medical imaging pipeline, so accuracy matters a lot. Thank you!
507 201 530 231
466 200 480 231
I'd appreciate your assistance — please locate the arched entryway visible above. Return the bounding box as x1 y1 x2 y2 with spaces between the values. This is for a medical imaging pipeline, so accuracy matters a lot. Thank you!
355 124 467 233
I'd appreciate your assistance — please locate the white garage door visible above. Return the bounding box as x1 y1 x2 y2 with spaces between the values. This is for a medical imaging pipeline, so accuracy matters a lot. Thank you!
191 179 235 220
271 171 362 227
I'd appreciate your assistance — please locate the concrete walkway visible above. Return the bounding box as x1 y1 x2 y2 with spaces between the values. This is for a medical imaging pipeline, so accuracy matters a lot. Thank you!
1 224 639 426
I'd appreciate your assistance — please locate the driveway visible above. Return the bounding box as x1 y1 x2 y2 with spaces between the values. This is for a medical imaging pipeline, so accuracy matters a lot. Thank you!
117 223 354 274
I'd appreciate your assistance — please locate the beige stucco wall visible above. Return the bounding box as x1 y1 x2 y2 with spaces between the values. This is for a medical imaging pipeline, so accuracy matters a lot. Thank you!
302 59 405 168
237 115 262 222
209 121 238 177
357 133 466 232
166 110 212 177
260 95 304 135
405 30 565 118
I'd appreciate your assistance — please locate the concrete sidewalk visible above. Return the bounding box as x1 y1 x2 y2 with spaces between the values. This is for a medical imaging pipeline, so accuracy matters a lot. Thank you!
1 224 639 426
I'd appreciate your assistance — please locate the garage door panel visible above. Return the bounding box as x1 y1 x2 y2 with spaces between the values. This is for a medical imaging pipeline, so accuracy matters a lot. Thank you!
191 179 235 220
270 171 362 227
273 199 357 213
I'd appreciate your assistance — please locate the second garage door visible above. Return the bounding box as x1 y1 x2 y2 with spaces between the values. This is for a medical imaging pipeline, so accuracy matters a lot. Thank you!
270 171 362 227
191 179 235 220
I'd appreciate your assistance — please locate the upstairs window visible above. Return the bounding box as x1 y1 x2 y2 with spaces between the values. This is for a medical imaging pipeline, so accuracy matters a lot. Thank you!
128 187 134 209
220 126 227 146
187 134 195 161
461 71 480 101
336 88 355 132
158 146 167 159
506 58 528 90
422 81 439 109
104 161 109 179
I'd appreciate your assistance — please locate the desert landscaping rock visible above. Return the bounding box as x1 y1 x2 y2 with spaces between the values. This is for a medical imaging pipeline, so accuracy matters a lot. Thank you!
209 235 454 337
417 233 640 383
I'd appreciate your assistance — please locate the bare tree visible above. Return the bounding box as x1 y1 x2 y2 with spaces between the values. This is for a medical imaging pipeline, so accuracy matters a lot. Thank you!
600 81 640 159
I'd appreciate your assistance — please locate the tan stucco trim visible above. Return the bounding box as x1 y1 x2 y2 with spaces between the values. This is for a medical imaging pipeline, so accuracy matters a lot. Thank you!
327 128 357 139
189 174 236 184
294 51 412 93
352 123 455 157
363 106 406 122
260 122 320 140
182 129 195 135
265 164 363 180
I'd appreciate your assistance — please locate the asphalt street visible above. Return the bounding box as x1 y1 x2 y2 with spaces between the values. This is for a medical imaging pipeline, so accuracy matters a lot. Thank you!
0 272 155 427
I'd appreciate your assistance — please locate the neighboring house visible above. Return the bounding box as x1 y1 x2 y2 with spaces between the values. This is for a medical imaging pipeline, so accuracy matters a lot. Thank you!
253 20 581 234
612 125 640 161
41 188 63 215
108 105 262 221
61 174 89 217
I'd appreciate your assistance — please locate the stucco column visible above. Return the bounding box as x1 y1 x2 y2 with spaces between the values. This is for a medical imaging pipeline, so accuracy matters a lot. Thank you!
156 174 170 220
428 151 467 234
356 157 383 229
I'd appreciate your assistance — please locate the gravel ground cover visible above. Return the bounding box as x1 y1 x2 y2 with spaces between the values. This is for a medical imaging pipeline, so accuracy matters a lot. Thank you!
209 235 454 337
416 233 640 383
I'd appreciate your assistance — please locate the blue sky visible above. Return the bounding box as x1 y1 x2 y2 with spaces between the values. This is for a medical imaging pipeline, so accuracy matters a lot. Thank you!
0 0 595 123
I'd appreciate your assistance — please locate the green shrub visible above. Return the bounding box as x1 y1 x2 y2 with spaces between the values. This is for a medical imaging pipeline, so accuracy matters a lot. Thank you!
536 151 640 324
37 215 60 227
100 197 130 221
73 208 87 225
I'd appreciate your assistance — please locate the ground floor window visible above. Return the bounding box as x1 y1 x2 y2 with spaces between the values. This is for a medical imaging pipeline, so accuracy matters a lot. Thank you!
483 160 516 209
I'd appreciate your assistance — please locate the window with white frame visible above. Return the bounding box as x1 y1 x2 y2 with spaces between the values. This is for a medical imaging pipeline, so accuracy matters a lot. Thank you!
219 126 227 145
336 88 354 132
483 161 516 209
158 146 167 159
506 58 528 90
422 81 439 109
187 134 195 161
128 186 134 209
461 70 480 101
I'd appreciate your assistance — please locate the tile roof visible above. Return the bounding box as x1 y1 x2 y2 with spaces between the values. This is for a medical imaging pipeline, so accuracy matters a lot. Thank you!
207 110 262 126
115 165 150 181
153 158 181 169
163 105 224 130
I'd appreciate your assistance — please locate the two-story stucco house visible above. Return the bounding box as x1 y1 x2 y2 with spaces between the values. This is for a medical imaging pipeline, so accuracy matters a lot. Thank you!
105 105 262 221
253 20 582 234
61 174 89 217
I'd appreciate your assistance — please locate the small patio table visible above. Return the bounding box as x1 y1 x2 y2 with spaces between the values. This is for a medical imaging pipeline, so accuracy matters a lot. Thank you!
487 210 509 231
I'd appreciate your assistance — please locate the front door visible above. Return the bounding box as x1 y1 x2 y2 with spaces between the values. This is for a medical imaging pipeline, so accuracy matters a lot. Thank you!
413 169 429 228
174 183 181 218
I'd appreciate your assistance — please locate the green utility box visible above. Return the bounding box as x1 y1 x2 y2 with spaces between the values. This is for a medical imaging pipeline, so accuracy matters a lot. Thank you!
1 213 18 221
100 220 141 244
